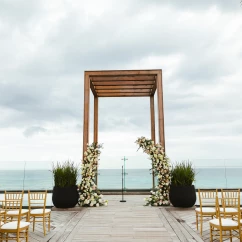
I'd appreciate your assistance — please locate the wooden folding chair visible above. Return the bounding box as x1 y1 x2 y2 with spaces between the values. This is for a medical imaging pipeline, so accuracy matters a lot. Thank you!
4 191 29 222
0 198 30 241
28 190 51 235
209 196 241 242
195 189 217 235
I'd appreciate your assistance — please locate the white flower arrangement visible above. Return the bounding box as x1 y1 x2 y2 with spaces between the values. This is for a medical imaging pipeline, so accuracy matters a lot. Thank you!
135 136 171 206
79 143 108 207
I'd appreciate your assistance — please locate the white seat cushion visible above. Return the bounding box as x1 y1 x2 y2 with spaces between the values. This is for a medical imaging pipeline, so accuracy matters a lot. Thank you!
209 218 238 226
195 207 216 213
0 221 4 226
219 208 237 213
0 210 5 214
6 209 29 215
30 208 51 215
1 221 30 229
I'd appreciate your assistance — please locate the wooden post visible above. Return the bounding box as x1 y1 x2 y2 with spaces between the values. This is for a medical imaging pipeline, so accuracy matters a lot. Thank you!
150 95 156 143
94 96 98 185
156 70 165 150
94 97 98 143
150 95 156 189
83 72 90 159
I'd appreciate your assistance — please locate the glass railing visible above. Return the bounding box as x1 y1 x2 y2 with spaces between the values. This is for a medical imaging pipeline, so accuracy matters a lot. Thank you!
193 159 242 189
0 159 242 192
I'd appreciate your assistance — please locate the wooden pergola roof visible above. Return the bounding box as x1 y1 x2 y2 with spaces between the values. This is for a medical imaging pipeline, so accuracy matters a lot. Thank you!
87 70 159 97
83 69 165 189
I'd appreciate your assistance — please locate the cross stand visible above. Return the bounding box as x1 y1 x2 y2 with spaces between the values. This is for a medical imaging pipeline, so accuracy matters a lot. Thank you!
120 165 126 202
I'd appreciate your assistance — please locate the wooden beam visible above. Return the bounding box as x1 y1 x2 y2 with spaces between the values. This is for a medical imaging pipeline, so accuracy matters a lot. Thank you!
98 93 150 97
98 92 150 96
93 97 98 143
150 95 156 190
95 85 154 90
97 89 152 93
156 70 165 150
83 72 90 158
151 78 157 95
90 81 97 97
91 76 156 81
94 96 98 186
92 81 154 86
87 69 161 76
150 95 156 143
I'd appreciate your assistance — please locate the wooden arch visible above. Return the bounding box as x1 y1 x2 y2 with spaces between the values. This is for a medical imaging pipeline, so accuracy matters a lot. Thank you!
82 69 165 188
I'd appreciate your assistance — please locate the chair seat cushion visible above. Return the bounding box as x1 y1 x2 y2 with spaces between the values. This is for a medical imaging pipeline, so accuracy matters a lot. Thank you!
209 218 238 226
195 207 216 213
1 221 30 229
0 210 5 214
30 208 51 215
219 208 237 213
0 221 4 226
6 209 29 215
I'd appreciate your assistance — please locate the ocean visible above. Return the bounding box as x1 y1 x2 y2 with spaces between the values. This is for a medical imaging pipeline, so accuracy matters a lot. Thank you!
0 168 242 191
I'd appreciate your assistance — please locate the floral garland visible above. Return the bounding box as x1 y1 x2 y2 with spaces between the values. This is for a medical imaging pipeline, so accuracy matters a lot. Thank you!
79 143 108 207
135 136 171 206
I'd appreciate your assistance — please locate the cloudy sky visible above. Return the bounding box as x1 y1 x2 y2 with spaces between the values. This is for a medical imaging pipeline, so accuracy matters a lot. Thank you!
0 0 242 170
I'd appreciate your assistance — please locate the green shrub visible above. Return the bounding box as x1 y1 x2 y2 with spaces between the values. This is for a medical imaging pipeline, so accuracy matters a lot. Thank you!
52 161 79 188
170 161 195 186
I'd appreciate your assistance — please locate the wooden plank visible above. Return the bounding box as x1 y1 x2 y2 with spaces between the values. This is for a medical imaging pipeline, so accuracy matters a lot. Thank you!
91 75 156 81
95 85 154 90
156 70 165 150
90 81 97 97
97 91 151 95
150 95 156 142
83 72 90 157
97 89 152 93
93 97 98 143
92 81 155 86
151 77 157 95
150 95 156 190
171 211 203 242
98 93 151 97
87 69 161 76
94 97 98 186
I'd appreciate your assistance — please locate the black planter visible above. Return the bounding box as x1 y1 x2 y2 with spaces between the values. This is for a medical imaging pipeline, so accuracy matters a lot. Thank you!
169 185 196 208
52 185 79 208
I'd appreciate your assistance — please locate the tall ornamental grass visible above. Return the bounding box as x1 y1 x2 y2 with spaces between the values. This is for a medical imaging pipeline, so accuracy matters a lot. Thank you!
52 161 79 187
170 161 195 186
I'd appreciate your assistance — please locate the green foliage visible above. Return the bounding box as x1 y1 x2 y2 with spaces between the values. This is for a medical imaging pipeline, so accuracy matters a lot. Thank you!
170 161 195 186
52 161 79 188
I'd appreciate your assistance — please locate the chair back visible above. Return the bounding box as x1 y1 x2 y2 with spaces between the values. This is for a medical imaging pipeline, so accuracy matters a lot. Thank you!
4 198 23 227
0 208 5 225
221 189 240 200
4 191 24 201
198 189 217 209
216 195 241 221
28 191 47 212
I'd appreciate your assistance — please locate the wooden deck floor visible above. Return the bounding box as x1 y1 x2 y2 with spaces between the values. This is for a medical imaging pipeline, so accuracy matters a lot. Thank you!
3 195 240 241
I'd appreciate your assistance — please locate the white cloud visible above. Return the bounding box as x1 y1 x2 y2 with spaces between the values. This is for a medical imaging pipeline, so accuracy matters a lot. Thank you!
0 0 242 169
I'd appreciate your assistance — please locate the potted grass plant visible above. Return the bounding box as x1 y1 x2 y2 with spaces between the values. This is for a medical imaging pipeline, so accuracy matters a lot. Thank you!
52 160 79 208
169 161 196 208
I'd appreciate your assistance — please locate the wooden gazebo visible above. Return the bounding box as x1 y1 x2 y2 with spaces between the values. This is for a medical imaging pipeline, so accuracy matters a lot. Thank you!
82 69 165 187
